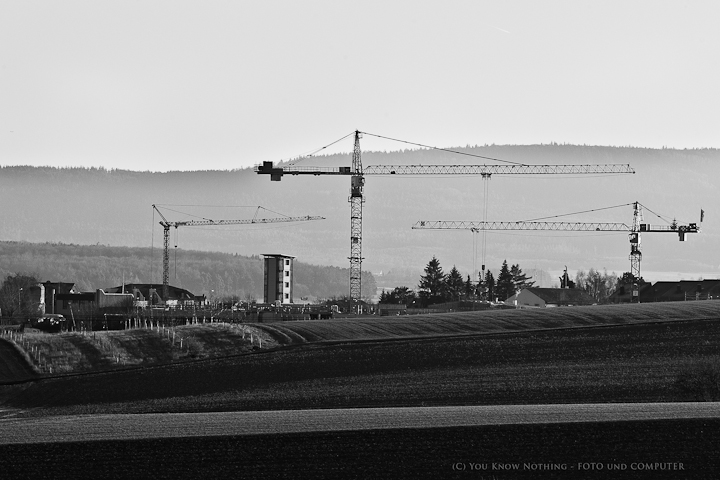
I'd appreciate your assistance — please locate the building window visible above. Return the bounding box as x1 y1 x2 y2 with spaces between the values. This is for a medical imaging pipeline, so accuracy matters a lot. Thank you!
284 293 289 299
285 259 290 266
285 271 289 277
285 282 289 288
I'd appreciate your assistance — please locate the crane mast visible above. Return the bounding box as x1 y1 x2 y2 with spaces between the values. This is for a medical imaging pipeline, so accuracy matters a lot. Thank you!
255 131 635 303
629 201 643 279
349 131 364 302
152 205 324 303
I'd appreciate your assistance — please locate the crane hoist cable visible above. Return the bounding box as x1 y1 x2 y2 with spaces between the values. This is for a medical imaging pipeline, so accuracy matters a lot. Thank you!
471 174 490 288
482 173 490 275
174 227 179 280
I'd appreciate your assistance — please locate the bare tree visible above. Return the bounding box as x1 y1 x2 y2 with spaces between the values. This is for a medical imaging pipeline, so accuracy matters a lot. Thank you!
575 268 618 303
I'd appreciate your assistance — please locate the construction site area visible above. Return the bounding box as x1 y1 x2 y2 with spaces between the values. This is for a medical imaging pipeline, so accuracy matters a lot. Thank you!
0 131 712 334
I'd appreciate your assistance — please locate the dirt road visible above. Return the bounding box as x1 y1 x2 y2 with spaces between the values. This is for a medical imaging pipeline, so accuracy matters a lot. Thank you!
2 402 719 444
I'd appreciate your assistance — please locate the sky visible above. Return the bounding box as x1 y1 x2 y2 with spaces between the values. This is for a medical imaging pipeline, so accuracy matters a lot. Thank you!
1 1 719 172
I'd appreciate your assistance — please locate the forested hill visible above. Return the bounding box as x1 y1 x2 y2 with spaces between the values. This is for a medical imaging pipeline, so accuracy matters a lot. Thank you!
0 241 376 301
1 144 718 285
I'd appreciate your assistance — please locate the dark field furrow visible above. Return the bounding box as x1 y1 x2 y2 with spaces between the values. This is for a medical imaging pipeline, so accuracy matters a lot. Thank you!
1 420 718 479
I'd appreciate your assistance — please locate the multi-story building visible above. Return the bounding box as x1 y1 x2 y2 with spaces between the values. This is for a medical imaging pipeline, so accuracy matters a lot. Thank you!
263 254 294 304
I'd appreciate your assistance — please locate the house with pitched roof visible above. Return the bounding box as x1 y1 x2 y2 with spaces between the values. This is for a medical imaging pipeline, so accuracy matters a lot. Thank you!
504 287 596 308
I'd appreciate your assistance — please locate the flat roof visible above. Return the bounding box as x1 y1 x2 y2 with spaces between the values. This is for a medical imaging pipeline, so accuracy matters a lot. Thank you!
262 254 296 259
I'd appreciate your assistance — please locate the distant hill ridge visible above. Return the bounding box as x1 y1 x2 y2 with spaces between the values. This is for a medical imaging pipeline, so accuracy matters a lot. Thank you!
1 144 717 282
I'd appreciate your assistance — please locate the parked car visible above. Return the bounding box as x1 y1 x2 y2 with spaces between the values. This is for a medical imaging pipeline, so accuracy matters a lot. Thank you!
32 314 66 333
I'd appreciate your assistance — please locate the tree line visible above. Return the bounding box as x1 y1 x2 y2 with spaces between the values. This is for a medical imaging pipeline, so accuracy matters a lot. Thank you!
380 257 636 307
574 269 642 304
379 257 536 307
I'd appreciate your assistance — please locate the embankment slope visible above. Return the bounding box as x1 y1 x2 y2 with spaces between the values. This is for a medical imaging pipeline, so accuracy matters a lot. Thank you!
0 339 36 383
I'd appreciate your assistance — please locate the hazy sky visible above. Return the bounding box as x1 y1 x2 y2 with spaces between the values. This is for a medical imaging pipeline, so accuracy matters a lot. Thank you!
1 1 718 172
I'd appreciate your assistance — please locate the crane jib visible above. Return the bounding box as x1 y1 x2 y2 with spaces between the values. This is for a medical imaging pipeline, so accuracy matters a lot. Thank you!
413 221 700 240
255 162 635 178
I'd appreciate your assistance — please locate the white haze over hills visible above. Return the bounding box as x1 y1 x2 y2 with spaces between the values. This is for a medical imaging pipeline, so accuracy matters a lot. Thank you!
2 2 719 173
0 144 717 290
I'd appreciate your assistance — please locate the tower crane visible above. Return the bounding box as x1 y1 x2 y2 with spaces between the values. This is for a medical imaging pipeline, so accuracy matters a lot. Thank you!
255 130 636 303
152 205 324 302
412 201 701 282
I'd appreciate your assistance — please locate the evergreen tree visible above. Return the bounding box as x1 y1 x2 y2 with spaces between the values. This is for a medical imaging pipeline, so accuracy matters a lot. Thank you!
379 286 417 305
496 260 514 301
444 266 465 302
481 270 495 301
510 264 535 292
418 256 446 306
